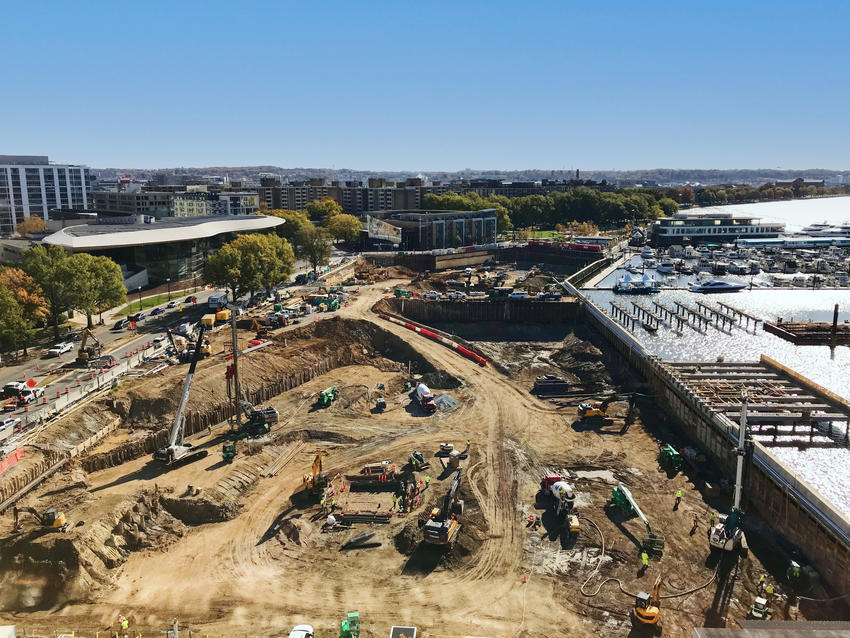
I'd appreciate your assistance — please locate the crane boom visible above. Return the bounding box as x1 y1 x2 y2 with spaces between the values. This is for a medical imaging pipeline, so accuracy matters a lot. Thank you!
616 482 653 535
168 325 206 447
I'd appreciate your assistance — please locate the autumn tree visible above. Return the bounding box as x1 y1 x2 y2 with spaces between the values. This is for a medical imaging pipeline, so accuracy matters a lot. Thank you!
16 216 47 235
325 213 362 244
296 225 333 274
305 198 342 223
0 268 48 355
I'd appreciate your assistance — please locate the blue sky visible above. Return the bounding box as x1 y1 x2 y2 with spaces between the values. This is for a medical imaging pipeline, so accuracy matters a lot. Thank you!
3 1 849 170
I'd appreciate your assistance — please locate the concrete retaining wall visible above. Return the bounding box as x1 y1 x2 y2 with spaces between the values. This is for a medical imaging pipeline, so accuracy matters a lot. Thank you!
569 282 850 598
383 298 581 324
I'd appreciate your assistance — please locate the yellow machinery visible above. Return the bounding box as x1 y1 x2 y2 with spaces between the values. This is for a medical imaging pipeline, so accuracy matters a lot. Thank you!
303 452 328 495
76 328 102 365
578 396 618 423
14 506 68 531
424 468 463 545
631 574 663 633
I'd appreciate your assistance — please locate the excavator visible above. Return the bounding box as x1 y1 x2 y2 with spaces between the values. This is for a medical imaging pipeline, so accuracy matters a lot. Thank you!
75 328 102 366
577 395 618 424
708 390 750 557
631 574 663 634
611 483 666 554
152 326 210 466
303 452 328 496
239 399 279 437
14 506 69 531
424 468 463 546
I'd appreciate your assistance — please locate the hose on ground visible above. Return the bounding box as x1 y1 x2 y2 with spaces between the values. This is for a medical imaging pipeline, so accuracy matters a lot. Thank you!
579 516 718 600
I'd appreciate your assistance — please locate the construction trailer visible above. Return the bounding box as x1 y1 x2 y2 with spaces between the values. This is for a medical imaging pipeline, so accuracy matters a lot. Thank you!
611 483 666 554
423 468 463 546
152 326 210 466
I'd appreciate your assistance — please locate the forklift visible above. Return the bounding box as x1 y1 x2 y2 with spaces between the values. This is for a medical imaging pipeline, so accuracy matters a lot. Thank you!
221 440 238 463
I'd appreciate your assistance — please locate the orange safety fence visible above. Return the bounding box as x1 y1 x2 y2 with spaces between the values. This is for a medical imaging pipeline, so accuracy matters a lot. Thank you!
0 447 24 476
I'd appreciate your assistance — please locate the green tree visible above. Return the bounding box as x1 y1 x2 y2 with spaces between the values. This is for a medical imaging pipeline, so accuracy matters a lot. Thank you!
90 256 127 325
266 209 312 257
204 234 295 300
657 197 679 216
0 287 28 359
296 225 333 274
305 198 342 222
21 244 76 339
325 213 362 244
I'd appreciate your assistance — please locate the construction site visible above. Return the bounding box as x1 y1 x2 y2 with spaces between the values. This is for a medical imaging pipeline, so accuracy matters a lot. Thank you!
0 260 846 638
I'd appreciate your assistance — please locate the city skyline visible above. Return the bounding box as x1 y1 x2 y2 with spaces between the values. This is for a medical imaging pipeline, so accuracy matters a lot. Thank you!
4 1 850 170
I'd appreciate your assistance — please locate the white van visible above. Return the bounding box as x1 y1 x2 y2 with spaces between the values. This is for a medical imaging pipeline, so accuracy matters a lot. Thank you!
508 290 529 299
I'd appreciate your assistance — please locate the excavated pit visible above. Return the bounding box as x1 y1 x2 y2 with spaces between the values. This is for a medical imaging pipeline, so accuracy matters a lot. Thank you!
0 490 183 611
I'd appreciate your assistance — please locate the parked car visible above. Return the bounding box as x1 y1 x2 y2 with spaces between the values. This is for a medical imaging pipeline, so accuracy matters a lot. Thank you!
152 335 166 346
425 290 441 300
294 273 308 285
129 312 146 322
18 387 44 404
47 342 73 357
508 291 529 299
0 416 21 431
3 382 26 398
166 300 179 309
150 307 165 316
112 318 130 331
184 295 197 303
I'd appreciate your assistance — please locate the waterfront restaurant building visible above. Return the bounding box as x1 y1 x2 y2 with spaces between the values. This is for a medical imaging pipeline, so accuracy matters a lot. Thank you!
650 211 785 246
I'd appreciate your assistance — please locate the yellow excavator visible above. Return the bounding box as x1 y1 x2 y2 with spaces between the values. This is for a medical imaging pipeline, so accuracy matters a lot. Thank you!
14 506 69 531
303 452 328 495
76 328 103 366
577 395 618 424
631 574 663 634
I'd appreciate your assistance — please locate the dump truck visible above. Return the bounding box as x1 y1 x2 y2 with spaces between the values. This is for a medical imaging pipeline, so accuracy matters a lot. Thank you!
416 383 437 413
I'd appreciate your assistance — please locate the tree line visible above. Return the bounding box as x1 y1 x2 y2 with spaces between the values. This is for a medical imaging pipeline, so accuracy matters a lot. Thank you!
666 183 850 207
0 245 127 358
422 188 678 231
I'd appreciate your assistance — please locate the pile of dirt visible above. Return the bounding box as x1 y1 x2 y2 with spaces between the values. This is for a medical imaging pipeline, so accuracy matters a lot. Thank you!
419 370 462 390
0 490 183 610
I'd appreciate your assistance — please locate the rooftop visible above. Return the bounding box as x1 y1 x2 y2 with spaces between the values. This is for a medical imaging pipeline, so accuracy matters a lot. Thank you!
43 215 283 250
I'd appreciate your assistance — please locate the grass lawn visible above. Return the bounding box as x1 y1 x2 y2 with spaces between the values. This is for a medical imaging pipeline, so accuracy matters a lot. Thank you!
115 293 179 317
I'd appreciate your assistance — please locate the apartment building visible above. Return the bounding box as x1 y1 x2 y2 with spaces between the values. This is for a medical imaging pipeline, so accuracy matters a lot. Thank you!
172 192 229 217
0 155 92 234
92 191 174 217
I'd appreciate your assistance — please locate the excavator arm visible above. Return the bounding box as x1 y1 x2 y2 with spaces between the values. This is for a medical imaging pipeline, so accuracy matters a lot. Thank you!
168 325 206 448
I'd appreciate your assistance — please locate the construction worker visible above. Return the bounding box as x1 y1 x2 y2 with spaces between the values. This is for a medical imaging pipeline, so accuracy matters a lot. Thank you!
674 489 682 509
391 494 398 511
691 512 698 535
424 475 431 490
320 496 326 513
640 551 649 575
709 511 717 526
766 583 774 596
118 615 129 638
331 499 336 512
759 574 766 594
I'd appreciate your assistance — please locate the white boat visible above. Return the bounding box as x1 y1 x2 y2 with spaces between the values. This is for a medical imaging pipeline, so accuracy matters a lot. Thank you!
727 262 748 275
644 258 658 268
684 246 699 259
640 247 656 259
689 279 748 293
657 258 675 274
614 273 660 294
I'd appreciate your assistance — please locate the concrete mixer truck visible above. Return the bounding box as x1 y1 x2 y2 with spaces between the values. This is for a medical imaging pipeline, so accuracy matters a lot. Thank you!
416 383 437 413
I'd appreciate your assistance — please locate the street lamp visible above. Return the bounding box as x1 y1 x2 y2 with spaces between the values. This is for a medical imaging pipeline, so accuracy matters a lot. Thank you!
137 286 143 311
166 278 171 301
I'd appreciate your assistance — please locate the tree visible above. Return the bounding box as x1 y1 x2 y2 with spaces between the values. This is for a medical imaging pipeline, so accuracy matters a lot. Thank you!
16 216 46 235
89 256 127 325
0 287 28 359
657 197 679 216
204 234 295 300
325 213 362 244
266 209 312 256
296 225 332 274
0 268 48 355
21 244 76 339
305 198 342 222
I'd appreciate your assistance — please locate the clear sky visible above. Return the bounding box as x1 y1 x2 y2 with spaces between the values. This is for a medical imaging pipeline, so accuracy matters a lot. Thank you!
3 1 849 171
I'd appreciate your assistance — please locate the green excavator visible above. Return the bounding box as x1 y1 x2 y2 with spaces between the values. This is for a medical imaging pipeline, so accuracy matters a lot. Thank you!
611 482 666 554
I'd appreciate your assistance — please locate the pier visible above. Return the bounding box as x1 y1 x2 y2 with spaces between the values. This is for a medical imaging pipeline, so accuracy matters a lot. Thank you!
559 272 850 600
716 301 763 329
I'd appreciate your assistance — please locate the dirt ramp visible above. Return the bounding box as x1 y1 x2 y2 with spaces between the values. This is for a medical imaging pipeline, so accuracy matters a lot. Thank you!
0 490 183 610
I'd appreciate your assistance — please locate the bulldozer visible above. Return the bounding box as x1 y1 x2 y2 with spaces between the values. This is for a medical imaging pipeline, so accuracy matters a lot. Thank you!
14 506 69 531
631 574 663 633
303 452 329 496
408 450 430 471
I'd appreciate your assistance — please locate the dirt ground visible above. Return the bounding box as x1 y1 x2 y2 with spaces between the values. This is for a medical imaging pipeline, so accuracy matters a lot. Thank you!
0 278 840 638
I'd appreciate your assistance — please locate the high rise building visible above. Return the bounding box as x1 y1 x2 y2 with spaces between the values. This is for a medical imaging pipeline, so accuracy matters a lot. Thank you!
0 155 92 234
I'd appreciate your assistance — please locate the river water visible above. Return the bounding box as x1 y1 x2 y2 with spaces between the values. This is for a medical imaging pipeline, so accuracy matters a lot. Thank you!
584 283 850 519
692 195 850 232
